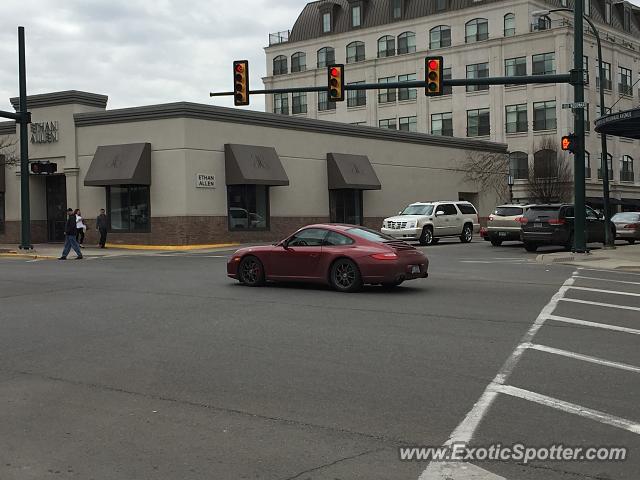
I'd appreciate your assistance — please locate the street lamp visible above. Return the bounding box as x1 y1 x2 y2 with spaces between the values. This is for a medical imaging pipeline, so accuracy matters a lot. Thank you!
532 8 614 249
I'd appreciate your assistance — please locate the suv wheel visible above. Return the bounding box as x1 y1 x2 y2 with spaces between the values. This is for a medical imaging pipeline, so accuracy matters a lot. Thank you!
490 237 503 246
460 224 473 243
524 242 538 252
419 226 434 246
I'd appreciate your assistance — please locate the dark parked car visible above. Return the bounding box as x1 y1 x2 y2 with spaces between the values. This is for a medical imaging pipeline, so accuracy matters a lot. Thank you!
520 204 615 252
611 212 640 244
227 224 429 292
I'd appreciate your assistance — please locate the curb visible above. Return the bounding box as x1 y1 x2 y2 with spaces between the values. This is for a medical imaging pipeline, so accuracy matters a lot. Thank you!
103 242 240 251
0 253 57 260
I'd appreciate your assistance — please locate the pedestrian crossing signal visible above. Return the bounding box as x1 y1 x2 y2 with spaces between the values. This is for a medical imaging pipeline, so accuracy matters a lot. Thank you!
425 56 443 96
233 60 249 106
328 64 345 102
561 133 577 154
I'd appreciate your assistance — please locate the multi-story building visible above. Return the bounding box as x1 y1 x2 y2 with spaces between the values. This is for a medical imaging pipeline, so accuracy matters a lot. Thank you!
264 0 640 210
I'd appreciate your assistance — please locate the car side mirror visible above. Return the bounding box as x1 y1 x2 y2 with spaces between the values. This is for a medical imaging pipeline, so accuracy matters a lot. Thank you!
398 211 402 215
435 210 445 216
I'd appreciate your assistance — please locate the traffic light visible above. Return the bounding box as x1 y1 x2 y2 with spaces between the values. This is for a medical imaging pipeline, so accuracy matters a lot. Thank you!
328 64 345 102
425 56 443 96
233 60 249 106
30 161 57 174
561 133 577 154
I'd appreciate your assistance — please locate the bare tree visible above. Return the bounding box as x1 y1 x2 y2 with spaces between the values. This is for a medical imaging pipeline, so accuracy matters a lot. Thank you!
0 135 18 167
527 136 573 203
462 150 510 202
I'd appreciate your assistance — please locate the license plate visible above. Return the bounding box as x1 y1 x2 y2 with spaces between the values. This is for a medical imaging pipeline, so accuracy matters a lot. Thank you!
499 232 507 237
534 223 543 229
411 265 420 274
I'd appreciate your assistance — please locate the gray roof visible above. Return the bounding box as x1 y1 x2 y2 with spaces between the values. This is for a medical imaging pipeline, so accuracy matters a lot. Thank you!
0 121 16 136
10 90 108 111
286 0 640 44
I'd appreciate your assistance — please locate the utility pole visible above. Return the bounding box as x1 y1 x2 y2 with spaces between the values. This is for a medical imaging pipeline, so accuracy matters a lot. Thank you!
18 26 32 250
572 2 587 253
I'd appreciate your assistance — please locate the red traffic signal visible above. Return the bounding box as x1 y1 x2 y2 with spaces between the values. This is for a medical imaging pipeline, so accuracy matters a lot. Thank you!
561 133 577 154
425 56 443 96
328 64 345 102
233 60 249 106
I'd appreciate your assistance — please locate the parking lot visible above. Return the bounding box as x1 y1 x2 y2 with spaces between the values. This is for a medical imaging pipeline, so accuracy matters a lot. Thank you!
0 238 638 479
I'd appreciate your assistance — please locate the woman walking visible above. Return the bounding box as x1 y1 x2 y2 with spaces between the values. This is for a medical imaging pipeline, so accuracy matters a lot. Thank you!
74 208 87 248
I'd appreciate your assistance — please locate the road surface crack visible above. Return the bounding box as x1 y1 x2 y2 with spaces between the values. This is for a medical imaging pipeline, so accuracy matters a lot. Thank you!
281 447 388 480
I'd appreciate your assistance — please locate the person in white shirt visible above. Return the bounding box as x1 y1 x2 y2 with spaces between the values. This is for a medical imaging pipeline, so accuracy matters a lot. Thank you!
74 208 87 248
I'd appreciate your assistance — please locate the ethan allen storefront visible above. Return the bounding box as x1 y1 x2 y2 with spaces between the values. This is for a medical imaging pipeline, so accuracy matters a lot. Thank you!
0 91 507 245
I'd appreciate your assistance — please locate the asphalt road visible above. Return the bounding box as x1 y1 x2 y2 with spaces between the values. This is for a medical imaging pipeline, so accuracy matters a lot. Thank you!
0 238 638 479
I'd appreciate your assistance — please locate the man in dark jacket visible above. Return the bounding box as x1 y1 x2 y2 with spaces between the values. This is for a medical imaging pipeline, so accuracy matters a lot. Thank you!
59 208 83 260
96 208 108 248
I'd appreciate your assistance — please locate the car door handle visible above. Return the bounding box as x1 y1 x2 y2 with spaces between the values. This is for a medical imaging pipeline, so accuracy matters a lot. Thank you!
309 253 319 258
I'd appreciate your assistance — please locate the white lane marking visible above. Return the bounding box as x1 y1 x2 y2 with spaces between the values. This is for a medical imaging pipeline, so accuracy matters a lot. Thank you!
202 255 230 258
459 260 525 264
574 275 640 286
578 267 640 277
569 286 640 297
559 298 640 312
495 385 640 435
418 273 578 480
421 461 506 480
547 314 640 335
525 343 640 373
26 259 43 263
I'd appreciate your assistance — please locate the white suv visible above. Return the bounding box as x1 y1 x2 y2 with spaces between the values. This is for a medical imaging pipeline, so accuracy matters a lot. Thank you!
381 201 480 245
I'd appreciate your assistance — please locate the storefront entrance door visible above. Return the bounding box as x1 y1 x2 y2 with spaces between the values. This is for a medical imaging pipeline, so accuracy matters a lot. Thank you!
46 175 67 242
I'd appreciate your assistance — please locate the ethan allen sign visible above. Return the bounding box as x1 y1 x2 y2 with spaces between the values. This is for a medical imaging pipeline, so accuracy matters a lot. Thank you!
196 173 215 188
30 121 59 144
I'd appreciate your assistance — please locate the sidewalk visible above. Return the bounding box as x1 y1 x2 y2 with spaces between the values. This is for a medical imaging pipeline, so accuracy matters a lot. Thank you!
0 242 242 260
536 243 640 271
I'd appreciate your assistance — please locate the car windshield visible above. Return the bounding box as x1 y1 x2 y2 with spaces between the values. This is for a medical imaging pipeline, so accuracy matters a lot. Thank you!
400 204 434 216
347 227 398 242
612 212 640 222
495 207 523 216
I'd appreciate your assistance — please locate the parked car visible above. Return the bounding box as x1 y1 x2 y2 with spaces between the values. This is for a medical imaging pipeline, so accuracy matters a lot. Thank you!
520 204 616 252
486 204 533 246
381 201 480 245
227 224 429 292
611 212 640 244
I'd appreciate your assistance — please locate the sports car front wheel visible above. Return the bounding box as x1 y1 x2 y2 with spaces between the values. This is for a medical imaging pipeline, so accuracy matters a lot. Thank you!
238 256 265 287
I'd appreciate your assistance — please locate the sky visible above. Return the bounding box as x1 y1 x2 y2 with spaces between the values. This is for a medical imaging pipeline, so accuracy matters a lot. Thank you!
1 0 639 115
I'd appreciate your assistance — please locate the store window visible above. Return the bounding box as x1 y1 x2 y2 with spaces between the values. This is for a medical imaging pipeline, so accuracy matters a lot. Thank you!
330 189 363 225
107 185 150 232
227 185 269 231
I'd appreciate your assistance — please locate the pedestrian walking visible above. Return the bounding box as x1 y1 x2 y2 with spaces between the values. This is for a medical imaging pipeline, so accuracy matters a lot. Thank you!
96 208 108 248
75 209 86 248
59 208 83 260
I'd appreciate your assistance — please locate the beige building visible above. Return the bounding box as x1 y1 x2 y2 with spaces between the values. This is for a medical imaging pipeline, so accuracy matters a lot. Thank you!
0 91 506 245
264 0 640 209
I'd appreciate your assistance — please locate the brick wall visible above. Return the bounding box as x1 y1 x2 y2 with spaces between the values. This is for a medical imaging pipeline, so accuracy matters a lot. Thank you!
0 221 48 244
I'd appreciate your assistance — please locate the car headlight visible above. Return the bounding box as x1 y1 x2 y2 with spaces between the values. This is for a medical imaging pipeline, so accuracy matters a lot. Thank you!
407 221 416 228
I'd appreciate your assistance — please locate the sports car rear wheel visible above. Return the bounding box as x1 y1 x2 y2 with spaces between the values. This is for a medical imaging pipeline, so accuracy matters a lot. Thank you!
330 259 362 293
239 256 265 287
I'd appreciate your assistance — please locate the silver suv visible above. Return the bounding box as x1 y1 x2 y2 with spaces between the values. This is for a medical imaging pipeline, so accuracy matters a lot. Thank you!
486 204 533 246
381 201 480 245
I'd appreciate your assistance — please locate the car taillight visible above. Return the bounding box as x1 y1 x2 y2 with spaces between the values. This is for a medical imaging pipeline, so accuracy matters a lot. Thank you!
370 252 398 260
624 223 640 229
516 216 528 224
548 218 566 225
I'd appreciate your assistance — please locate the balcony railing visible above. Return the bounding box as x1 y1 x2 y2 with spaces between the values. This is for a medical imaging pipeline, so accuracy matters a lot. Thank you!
506 121 528 134
620 171 635 182
585 167 591 179
269 31 290 46
598 169 614 180
530 18 571 32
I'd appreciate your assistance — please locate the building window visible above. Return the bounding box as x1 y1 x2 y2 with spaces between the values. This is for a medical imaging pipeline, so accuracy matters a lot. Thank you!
429 25 451 49
536 15 551 31
583 56 589 85
379 118 397 129
431 112 453 136
442 68 452 95
467 108 490 137
317 47 335 68
618 66 633 96
596 60 612 90
605 1 612 24
107 185 150 233
292 92 307 114
291 52 306 73
598 153 613 180
533 100 556 131
227 185 269 231
273 93 289 115
621 155 634 182
398 73 417 100
532 52 555 75
273 55 287 75
346 41 365 63
509 151 529 179
584 0 591 16
466 62 489 92
624 7 631 32
505 57 527 86
505 104 528 133
390 0 402 19
322 12 332 33
584 104 590 133
504 13 515 37
465 18 489 43
378 76 396 103
347 81 366 107
0 192 4 233
318 91 336 111
377 35 395 57
533 149 558 179
351 4 362 28
585 151 591 179
436 0 447 11
560 0 568 7
399 116 417 132
397 31 416 54
350 121 367 126
330 189 363 224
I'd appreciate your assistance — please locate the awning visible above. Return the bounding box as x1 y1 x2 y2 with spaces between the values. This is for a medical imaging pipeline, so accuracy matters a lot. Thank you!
0 154 5 193
84 143 151 186
224 144 289 186
622 198 640 208
327 153 381 190
594 108 640 139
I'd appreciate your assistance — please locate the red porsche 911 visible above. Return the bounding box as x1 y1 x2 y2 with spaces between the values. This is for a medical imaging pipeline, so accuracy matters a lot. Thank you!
227 224 428 292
